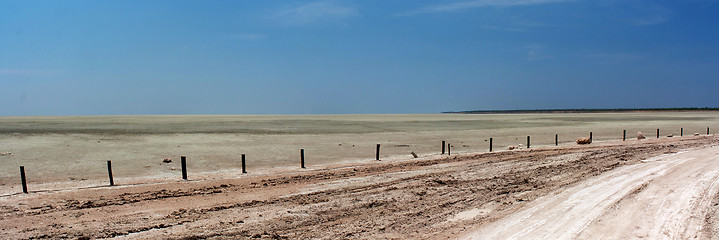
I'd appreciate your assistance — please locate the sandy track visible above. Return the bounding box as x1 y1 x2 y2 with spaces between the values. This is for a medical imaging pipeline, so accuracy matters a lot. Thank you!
579 146 719 240
0 136 716 239
463 141 719 240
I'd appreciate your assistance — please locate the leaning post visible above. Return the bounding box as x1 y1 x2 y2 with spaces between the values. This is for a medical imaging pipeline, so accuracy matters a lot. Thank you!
20 166 28 194
107 160 114 186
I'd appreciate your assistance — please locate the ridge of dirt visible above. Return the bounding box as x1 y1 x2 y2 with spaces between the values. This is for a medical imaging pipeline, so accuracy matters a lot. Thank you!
704 190 719 240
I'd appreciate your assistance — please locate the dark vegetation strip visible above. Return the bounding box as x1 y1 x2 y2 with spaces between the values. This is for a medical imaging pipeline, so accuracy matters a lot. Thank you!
445 107 719 114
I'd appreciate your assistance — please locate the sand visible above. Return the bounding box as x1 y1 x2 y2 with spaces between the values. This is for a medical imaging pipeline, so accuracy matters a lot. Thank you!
1 134 717 239
462 139 719 239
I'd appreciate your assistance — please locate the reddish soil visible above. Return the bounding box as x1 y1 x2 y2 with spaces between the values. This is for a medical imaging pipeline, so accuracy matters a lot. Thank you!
0 136 716 239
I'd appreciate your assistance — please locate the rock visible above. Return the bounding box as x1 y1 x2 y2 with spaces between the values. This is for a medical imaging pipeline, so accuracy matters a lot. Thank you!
695 133 700 136
576 137 592 145
508 145 517 150
411 152 418 158
162 158 172 163
637 132 646 140
667 134 673 137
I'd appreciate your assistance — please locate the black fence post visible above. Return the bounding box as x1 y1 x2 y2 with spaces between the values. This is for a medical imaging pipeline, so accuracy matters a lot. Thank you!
681 128 683 137
241 154 247 174
590 132 593 142
20 166 27 194
107 160 114 186
527 136 530 148
657 129 660 138
448 144 451 156
376 144 380 161
489 138 493 152
300 149 305 169
181 156 187 180
555 134 558 146
623 130 626 141
442 141 445 154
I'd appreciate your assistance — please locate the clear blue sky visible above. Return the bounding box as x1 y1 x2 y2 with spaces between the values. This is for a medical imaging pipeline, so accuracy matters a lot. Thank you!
2 0 718 115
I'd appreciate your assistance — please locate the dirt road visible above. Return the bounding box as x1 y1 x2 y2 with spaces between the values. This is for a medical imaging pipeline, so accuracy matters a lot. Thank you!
463 143 719 239
0 136 716 239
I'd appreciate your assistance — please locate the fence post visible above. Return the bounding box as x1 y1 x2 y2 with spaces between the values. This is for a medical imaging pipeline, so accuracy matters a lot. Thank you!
241 154 247 174
181 156 187 180
681 128 683 137
442 141 445 154
555 134 558 146
376 144 380 161
623 130 626 141
489 138 493 152
527 136 530 148
20 166 27 194
657 129 660 138
448 144 451 156
107 160 114 186
590 132 593 142
300 149 305 169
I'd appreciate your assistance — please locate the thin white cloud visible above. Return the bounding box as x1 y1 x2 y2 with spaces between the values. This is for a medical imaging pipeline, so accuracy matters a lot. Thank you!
397 0 570 16
516 21 554 28
0 69 58 75
481 25 523 32
585 53 645 61
524 44 552 61
633 14 668 26
272 1 359 26
226 34 268 40
632 4 672 26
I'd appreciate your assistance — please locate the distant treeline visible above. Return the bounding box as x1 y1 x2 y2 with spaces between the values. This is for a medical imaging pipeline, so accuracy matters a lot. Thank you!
444 107 719 114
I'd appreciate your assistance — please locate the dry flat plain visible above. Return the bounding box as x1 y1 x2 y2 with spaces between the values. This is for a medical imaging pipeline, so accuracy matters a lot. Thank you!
0 113 717 189
0 113 718 239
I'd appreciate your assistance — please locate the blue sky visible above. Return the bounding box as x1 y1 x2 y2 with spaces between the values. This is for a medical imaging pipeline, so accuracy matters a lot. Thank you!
1 0 718 115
